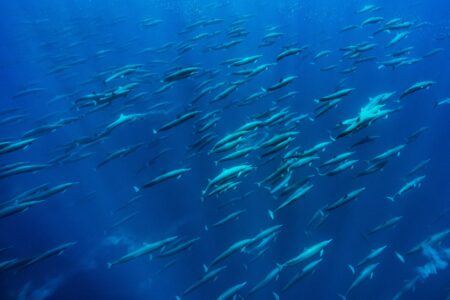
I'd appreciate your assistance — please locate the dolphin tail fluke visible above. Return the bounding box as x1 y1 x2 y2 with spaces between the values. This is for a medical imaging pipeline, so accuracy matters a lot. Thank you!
338 294 347 300
107 262 113 269
315 167 325 176
386 195 395 202
133 186 140 193
263 185 272 192
348 264 355 274
395 251 405 263
328 131 336 142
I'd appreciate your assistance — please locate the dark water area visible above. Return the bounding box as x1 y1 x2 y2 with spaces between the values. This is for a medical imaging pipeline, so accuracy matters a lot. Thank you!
0 1 449 299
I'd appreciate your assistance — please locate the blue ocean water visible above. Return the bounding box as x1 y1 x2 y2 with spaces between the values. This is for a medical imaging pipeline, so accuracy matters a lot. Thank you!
0 0 449 299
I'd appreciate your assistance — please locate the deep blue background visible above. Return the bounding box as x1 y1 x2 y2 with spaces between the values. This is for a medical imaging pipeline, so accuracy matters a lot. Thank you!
0 0 449 299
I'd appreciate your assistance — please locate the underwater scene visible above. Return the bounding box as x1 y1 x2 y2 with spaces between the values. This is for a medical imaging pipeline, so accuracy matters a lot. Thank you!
0 0 449 299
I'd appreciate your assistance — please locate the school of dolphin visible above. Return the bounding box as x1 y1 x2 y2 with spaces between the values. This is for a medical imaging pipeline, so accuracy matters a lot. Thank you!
1 1 450 299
